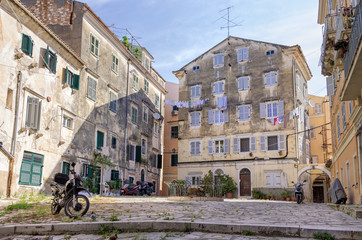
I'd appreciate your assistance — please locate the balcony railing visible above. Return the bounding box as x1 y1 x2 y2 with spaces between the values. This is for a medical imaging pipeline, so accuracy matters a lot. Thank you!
344 2 362 79
320 14 338 76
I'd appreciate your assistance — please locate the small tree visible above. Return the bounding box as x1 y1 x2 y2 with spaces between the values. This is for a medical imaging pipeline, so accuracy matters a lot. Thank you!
220 174 237 195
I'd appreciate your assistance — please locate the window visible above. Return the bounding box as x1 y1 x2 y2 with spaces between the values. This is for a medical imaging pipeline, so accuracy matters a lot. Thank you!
186 176 201 187
62 116 73 129
299 136 303 154
314 103 322 114
82 163 89 178
172 105 179 111
259 101 284 119
233 137 256 153
336 114 341 139
171 154 178 166
90 33 99 57
297 74 301 90
215 140 224 154
109 92 117 112
143 107 148 123
238 76 249 91
342 102 346 130
266 173 281 187
208 139 230 154
62 162 70 175
45 46 57 73
193 66 200 71
25 96 42 130
349 101 353 115
154 121 159 135
96 130 104 150
6 89 13 109
310 126 315 138
354 155 358 188
152 180 156 192
171 126 178 138
264 71 277 87
190 112 201 127
237 48 248 62
19 151 43 186
155 94 160 108
131 106 138 124
213 53 224 67
238 105 250 121
129 144 135 161
144 79 149 94
21 33 33 56
191 85 201 98
259 135 285 151
346 162 350 188
213 81 224 94
87 77 97 101
132 74 139 90
266 50 275 56
141 138 147 154
111 54 119 73
129 176 135 184
111 137 117 149
190 141 201 156
111 170 119 180
64 67 80 90
208 109 228 124
340 167 344 186
312 156 318 164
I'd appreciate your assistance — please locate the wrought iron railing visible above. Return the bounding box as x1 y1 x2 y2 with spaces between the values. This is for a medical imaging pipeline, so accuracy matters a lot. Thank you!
344 2 362 78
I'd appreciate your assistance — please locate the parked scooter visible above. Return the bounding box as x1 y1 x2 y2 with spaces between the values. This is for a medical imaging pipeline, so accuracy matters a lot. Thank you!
291 180 307 204
139 181 153 196
50 162 90 217
120 179 140 195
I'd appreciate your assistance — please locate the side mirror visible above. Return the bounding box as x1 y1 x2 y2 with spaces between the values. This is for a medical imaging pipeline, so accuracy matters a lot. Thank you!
71 162 76 167
291 181 294 184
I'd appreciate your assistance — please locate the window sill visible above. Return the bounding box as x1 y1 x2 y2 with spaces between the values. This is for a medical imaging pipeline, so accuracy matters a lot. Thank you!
87 96 96 102
90 52 99 59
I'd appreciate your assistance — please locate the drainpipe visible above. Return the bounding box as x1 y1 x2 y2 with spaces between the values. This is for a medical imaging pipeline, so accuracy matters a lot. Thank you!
292 58 300 179
7 71 22 197
123 59 131 181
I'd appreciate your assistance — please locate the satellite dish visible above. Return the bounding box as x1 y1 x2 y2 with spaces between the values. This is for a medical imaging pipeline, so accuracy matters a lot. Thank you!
309 100 315 107
153 112 160 120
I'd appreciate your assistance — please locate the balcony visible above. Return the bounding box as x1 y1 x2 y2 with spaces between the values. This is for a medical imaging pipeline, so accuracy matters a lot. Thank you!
320 13 338 76
342 2 362 100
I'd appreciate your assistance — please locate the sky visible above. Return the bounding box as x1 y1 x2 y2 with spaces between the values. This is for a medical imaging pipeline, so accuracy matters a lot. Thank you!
82 0 326 96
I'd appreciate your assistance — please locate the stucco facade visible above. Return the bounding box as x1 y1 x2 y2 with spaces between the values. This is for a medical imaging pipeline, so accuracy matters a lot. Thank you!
173 37 312 199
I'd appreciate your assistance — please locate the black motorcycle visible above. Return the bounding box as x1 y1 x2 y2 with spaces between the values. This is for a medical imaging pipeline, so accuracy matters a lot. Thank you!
50 162 90 217
138 181 153 196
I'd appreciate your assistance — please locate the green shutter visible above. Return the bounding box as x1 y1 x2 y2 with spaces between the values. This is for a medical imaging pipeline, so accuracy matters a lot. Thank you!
52 54 57 73
21 34 32 56
88 165 94 178
62 162 70 175
72 74 80 90
46 46 50 69
136 146 141 163
19 152 43 186
29 37 33 57
97 131 104 150
157 154 162 169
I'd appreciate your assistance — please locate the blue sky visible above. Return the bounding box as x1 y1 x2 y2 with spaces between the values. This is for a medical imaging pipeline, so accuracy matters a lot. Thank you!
82 0 326 96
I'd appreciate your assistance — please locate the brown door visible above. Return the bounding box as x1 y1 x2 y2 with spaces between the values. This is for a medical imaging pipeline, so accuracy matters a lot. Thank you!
239 168 251 196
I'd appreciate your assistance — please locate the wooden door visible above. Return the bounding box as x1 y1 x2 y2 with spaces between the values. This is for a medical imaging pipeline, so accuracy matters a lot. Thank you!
239 168 251 196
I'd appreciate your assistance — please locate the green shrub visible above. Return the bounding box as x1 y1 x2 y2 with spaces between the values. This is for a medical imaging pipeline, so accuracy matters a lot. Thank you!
6 201 33 211
313 231 335 240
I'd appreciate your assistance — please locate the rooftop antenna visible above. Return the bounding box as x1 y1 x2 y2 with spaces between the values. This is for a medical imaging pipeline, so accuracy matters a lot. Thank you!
218 6 242 37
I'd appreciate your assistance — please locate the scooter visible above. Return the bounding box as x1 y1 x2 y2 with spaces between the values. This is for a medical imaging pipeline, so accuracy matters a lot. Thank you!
139 181 153 196
291 180 307 204
120 179 140 195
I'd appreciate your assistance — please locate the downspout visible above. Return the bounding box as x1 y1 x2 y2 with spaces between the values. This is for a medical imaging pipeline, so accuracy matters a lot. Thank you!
292 58 300 177
7 71 22 197
123 59 131 181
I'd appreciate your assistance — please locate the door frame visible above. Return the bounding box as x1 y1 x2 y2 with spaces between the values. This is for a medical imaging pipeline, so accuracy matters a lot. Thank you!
238 167 252 197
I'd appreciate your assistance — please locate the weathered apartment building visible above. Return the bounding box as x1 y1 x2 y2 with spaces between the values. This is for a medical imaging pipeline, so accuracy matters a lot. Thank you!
0 0 166 197
173 36 314 199
318 0 362 204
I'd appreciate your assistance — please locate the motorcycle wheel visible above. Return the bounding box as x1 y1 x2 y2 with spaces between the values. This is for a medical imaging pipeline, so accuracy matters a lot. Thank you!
296 194 302 204
51 199 61 215
64 195 90 218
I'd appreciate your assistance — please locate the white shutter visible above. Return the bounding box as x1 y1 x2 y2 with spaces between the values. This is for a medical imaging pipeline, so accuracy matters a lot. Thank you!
246 105 250 120
266 174 272 186
190 113 195 126
238 78 242 90
197 112 201 126
326 76 335 96
250 136 256 152
265 73 270 86
278 134 285 150
208 140 213 155
243 48 249 61
275 174 281 186
260 103 266 119
233 138 240 153
196 141 201 155
224 138 230 153
237 49 242 62
191 86 195 98
238 106 243 121
208 110 214 124
223 108 229 122
277 101 284 117
260 136 266 151
196 86 200 97
190 142 195 155
244 77 249 90
272 72 277 85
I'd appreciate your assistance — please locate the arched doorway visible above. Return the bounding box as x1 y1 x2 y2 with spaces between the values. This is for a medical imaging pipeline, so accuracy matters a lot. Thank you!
313 174 330 203
141 169 145 182
239 168 251 196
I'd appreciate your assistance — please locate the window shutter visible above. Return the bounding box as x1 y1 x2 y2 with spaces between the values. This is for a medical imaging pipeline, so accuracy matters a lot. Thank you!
260 136 266 151
326 76 335 96
25 97 33 128
243 48 248 61
250 136 256 152
208 110 214 124
265 73 270 86
190 142 195 155
275 174 281 186
35 100 41 130
52 54 57 73
46 46 50 69
238 106 243 121
277 101 284 117
233 137 240 153
221 82 224 93
260 103 266 119
191 86 195 98
266 174 272 186
224 138 230 153
196 86 200 97
196 141 201 155
208 140 213 155
272 72 277 85
88 165 94 178
213 82 217 94
278 134 285 150
72 74 80 90
21 34 28 53
197 112 201 126
238 78 242 90
97 131 104 150
223 108 229 122
65 67 69 85
246 105 250 120
244 77 249 90
237 49 242 62
136 146 141 162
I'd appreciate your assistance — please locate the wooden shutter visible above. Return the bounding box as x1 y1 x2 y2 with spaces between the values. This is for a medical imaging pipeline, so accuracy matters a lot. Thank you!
278 134 285 150
208 110 214 124
246 105 250 120
72 74 80 90
260 103 266 119
97 131 104 150
208 140 214 155
233 137 240 153
136 146 141 162
52 53 57 73
260 136 266 151
277 101 284 117
250 136 256 152
224 138 230 153
45 46 50 69
65 67 69 85
88 165 94 178
237 49 243 62
221 82 224 93
238 77 242 90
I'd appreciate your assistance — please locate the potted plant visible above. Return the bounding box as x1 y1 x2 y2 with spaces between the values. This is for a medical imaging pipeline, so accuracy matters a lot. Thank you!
252 189 262 199
334 39 349 58
278 150 283 156
249 152 253 157
221 174 237 198
280 191 287 201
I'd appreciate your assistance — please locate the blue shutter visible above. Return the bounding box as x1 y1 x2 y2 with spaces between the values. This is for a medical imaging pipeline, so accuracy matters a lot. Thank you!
278 135 285 150
233 137 240 153
223 108 229 122
208 110 214 124
277 101 284 117
243 48 248 61
260 103 266 119
224 138 230 153
260 136 266 151
250 136 256 152
208 140 213 155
